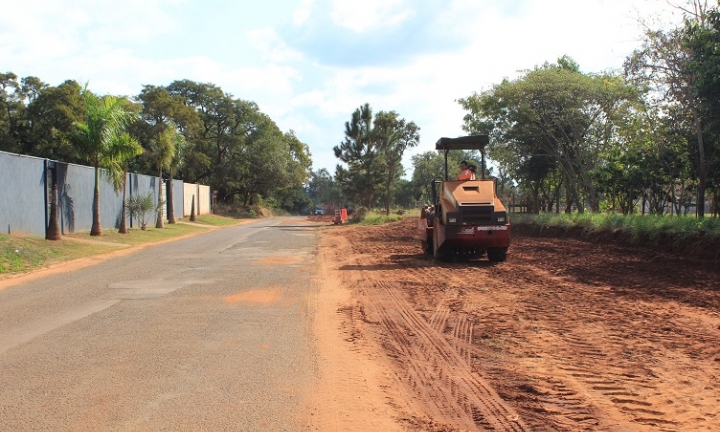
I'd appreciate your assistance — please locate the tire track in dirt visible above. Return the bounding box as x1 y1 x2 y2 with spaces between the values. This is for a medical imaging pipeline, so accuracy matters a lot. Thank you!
377 264 604 430
490 270 679 429
488 262 717 430
323 219 720 431
360 272 528 431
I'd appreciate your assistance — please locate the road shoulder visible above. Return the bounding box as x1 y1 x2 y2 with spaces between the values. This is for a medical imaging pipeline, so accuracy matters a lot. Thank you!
0 218 256 291
303 228 402 431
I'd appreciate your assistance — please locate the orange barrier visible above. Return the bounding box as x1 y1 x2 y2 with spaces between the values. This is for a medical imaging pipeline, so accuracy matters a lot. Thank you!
334 208 348 224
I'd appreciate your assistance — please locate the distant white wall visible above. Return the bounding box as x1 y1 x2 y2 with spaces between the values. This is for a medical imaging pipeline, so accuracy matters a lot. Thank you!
183 183 211 216
198 185 210 215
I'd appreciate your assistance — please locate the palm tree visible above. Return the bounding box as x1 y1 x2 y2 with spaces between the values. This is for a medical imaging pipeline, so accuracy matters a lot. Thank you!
166 132 188 224
149 124 177 229
71 89 137 236
104 133 143 234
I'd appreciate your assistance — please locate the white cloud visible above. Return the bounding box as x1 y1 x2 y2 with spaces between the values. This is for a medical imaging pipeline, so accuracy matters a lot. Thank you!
263 0 690 175
293 0 315 25
328 0 414 32
1 0 689 176
246 28 305 63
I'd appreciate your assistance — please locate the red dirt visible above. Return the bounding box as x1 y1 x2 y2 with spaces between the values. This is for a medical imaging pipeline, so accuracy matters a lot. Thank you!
310 219 720 431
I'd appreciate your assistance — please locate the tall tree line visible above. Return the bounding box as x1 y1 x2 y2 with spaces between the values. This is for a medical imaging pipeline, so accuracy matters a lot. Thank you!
331 103 419 214
455 1 720 217
0 76 313 218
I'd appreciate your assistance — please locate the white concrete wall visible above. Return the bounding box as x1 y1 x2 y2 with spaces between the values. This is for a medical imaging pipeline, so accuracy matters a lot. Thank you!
183 183 211 216
198 185 210 215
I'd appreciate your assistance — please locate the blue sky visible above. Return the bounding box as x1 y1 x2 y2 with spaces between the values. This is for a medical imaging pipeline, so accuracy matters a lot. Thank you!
1 0 680 175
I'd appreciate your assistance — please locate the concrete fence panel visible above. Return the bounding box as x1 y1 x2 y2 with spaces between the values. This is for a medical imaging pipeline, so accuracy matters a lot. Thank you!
56 162 128 234
169 179 184 220
183 182 210 216
183 183 195 216
198 185 211 215
0 152 47 236
1 150 202 236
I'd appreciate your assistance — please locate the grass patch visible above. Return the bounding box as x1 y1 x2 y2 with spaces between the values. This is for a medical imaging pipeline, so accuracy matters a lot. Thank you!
1 217 241 276
0 234 118 275
359 213 404 225
347 208 405 225
65 223 209 246
188 215 241 227
511 212 720 248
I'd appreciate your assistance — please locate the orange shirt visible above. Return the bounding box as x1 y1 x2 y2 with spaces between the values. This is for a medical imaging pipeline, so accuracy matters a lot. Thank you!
457 169 475 181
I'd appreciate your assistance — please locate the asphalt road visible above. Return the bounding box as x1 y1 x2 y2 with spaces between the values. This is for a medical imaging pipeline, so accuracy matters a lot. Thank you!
0 217 318 431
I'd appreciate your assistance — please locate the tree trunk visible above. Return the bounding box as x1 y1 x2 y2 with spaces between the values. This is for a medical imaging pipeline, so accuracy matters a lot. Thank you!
688 107 706 217
385 169 393 216
555 185 561 214
532 184 540 214
119 171 128 234
167 174 176 224
697 181 707 218
156 168 164 229
46 181 61 240
190 195 196 221
91 165 102 236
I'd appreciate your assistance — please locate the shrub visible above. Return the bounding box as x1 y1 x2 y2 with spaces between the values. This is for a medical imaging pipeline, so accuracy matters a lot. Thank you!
125 192 155 230
348 207 369 224
513 212 720 249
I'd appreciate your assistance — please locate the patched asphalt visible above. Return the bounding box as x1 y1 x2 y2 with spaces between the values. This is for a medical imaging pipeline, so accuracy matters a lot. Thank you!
0 217 321 431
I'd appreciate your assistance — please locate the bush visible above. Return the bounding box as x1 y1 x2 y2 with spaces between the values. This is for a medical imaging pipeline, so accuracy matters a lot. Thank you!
125 192 155 230
348 207 369 224
213 203 273 219
513 212 720 249
346 207 405 225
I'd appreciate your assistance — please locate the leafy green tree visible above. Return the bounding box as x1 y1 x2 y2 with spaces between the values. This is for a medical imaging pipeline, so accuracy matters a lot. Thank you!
392 179 418 208
308 168 342 208
409 150 485 203
166 132 188 224
410 151 443 203
135 84 200 168
334 104 385 207
460 57 639 213
104 133 143 233
0 72 23 153
149 124 179 228
70 88 138 236
162 80 312 210
626 1 720 216
25 80 86 163
334 104 419 211
374 111 420 215
685 3 720 216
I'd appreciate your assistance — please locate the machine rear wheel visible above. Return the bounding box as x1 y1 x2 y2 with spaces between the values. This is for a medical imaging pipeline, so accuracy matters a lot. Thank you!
487 247 507 262
421 240 433 255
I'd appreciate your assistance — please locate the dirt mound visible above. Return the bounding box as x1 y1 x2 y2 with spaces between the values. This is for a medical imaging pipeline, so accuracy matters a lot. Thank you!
317 219 720 430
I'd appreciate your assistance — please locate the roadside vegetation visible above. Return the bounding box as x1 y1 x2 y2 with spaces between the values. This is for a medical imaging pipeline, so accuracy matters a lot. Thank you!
1 215 243 276
0 77 314 219
511 212 720 255
0 234 118 275
310 2 720 224
345 207 406 225
192 214 243 227
65 222 209 246
4 1 720 247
